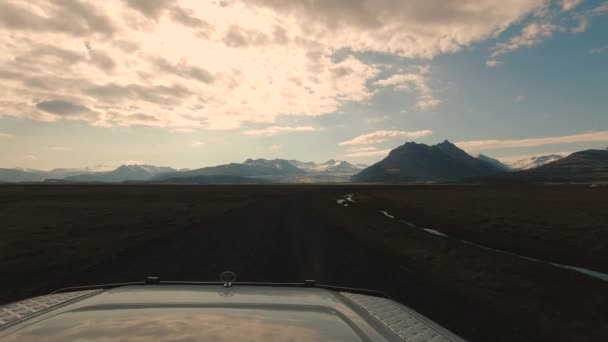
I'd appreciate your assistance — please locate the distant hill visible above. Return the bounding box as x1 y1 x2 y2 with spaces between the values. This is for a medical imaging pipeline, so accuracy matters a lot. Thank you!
154 158 364 183
0 168 45 182
0 167 97 182
504 154 566 170
156 159 304 181
0 159 364 184
65 165 176 182
476 154 511 172
352 140 504 183
495 149 608 183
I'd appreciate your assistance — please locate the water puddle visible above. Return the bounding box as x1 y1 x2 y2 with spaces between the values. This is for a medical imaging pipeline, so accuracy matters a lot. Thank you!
380 211 395 219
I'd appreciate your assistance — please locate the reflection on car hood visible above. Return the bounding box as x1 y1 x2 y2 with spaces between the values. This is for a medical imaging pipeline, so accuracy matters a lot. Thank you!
0 285 465 341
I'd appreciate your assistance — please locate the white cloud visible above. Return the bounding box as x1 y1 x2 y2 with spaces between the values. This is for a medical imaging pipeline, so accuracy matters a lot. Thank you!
0 0 551 131
344 149 391 158
515 95 526 103
0 133 12 138
485 59 503 67
190 140 204 147
590 46 608 54
22 155 37 161
374 65 440 110
339 130 433 146
487 0 608 65
456 130 608 151
345 146 380 153
561 0 583 11
244 126 316 136
269 144 282 150
488 22 559 64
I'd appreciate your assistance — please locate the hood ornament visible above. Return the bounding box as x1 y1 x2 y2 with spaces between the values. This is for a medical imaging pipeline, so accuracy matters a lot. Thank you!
219 271 237 288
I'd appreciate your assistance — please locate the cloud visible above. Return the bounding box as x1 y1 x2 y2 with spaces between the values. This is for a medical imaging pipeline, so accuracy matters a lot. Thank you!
243 126 316 136
269 144 282 150
345 146 380 153
190 140 204 147
344 148 391 158
363 115 390 124
515 95 526 103
487 1 608 65
343 146 388 157
590 46 608 54
22 155 37 161
122 0 175 20
485 59 503 67
339 130 433 146
456 130 608 151
0 1 115 36
374 66 440 110
152 58 215 83
246 0 547 59
561 0 583 11
0 133 12 138
592 2 608 14
0 0 556 131
35 100 90 115
489 22 559 64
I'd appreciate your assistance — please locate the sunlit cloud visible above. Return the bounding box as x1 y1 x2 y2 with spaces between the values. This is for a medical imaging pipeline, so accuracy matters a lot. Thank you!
269 144 282 150
0 133 12 138
560 0 583 11
0 0 553 132
374 65 440 110
244 126 316 136
344 148 391 158
456 130 608 151
339 130 433 146
190 140 204 147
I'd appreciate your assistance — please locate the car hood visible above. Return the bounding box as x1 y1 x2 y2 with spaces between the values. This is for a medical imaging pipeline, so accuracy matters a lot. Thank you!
0 285 464 341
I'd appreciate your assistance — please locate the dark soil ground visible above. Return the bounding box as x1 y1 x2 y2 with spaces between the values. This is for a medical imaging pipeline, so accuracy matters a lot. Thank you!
1 184 607 342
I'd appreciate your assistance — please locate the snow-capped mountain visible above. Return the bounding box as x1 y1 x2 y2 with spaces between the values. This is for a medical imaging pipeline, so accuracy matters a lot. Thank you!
287 159 366 173
503 154 567 170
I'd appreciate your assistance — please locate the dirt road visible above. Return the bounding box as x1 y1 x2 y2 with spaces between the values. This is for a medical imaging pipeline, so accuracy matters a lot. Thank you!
1 185 607 341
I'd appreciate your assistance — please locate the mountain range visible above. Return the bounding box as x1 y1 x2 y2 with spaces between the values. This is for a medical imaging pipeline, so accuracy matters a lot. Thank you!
0 159 366 184
503 154 567 170
352 140 504 183
154 159 366 184
487 149 608 183
2 144 606 184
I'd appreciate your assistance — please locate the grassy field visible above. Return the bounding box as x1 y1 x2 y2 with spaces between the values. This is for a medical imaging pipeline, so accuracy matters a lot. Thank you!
1 184 606 341
353 185 608 271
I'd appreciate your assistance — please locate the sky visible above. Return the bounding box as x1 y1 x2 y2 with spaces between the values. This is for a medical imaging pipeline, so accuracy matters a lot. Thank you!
0 0 607 170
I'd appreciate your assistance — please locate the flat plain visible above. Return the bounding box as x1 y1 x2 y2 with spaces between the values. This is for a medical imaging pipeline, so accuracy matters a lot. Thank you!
1 184 607 342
